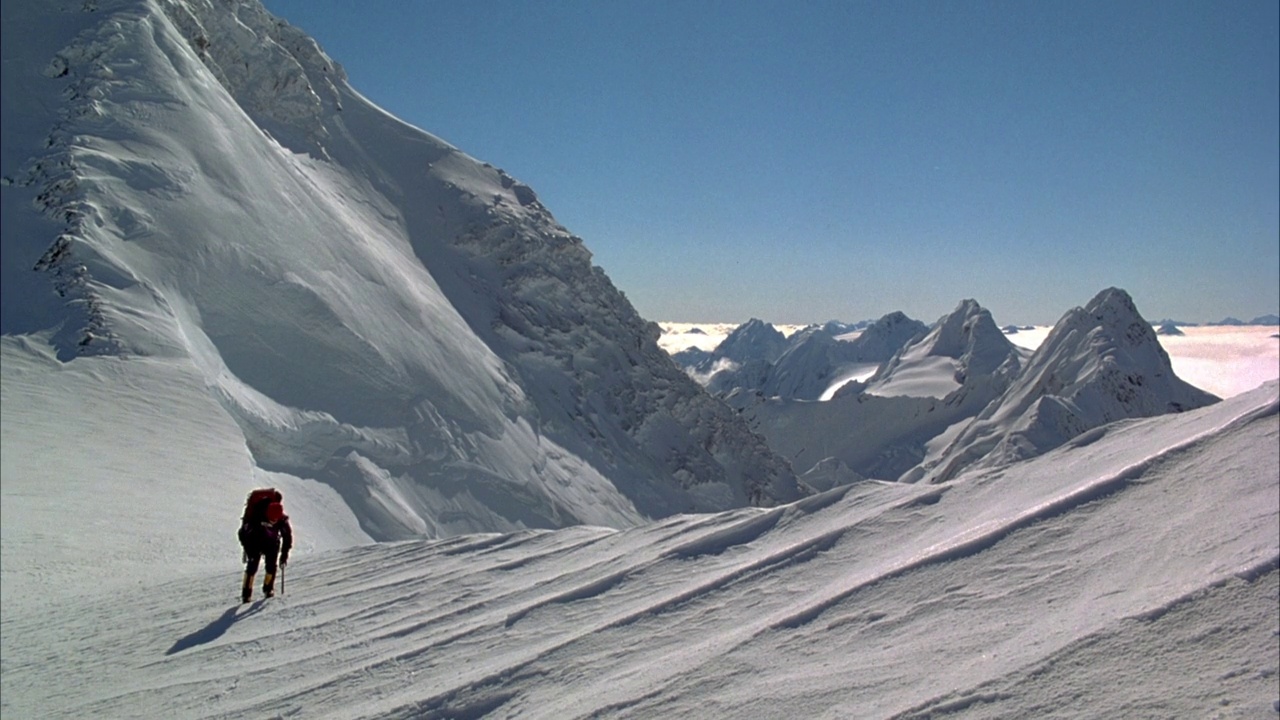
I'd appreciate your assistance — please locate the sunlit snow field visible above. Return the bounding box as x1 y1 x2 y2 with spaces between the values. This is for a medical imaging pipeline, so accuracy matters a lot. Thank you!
660 322 1280 400
0 0 1274 713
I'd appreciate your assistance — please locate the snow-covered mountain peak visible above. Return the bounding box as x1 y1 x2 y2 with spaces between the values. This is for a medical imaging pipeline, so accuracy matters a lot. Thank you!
162 0 346 157
715 318 789 364
925 299 1002 356
911 287 1219 483
1024 287 1215 413
1 0 801 539
842 311 928 359
866 298 1021 399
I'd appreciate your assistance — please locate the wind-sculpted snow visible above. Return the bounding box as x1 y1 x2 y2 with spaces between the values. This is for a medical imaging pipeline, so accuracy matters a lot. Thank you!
3 382 1276 718
0 0 800 538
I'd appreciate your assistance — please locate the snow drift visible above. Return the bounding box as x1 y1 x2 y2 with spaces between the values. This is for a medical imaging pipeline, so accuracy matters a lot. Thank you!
3 2 1276 717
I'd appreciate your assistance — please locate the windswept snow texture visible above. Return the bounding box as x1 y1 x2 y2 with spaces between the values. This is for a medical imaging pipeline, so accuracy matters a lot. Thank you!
0 0 800 541
3 382 1277 719
3 4 1278 717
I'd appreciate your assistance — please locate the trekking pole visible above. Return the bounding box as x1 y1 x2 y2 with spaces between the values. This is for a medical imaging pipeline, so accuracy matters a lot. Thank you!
280 563 285 596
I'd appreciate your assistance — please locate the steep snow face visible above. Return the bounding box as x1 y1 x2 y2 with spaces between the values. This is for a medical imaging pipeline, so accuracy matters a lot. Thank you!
0 0 799 538
911 288 1220 483
759 330 849 400
737 292 1218 485
840 311 928 361
688 318 788 394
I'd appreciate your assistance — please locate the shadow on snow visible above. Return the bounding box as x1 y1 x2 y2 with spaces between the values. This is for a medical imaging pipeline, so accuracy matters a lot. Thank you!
166 601 266 655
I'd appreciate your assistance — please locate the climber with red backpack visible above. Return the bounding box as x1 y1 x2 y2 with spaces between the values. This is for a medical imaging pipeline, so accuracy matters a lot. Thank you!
238 488 293 603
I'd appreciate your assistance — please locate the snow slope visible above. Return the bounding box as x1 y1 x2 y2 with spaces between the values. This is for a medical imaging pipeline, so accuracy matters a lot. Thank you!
3 381 1276 718
3 4 1276 716
0 0 800 543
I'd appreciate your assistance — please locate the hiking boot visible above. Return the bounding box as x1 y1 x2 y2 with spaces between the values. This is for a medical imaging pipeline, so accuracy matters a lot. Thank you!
263 572 275 598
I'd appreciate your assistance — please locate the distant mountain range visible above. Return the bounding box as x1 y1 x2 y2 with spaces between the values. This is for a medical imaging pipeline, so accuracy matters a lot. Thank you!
1152 314 1280 327
675 289 1218 485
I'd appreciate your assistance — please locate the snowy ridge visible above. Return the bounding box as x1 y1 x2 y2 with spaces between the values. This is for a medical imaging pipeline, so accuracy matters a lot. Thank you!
735 291 1224 484
711 318 790 365
0 0 800 539
3 381 1275 718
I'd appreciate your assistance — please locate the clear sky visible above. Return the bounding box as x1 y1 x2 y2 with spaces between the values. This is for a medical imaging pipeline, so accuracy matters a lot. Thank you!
262 0 1278 325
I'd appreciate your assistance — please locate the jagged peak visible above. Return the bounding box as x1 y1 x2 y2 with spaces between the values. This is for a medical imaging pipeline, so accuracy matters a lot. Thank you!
714 319 788 364
4 0 804 535
874 300 1018 384
912 287 1219 483
874 311 916 327
735 318 778 334
1033 287 1175 378
924 299 1010 359
160 0 348 156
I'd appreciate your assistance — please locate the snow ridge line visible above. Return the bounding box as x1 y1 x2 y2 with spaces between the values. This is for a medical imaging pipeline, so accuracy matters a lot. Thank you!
22 3 153 356
1132 554 1280 623
769 393 1279 630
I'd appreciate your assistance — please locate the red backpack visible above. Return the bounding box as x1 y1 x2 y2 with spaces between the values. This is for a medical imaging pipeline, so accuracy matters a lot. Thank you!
242 488 282 523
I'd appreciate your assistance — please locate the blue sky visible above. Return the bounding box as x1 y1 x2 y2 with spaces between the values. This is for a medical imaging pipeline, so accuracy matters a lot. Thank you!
263 0 1278 325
